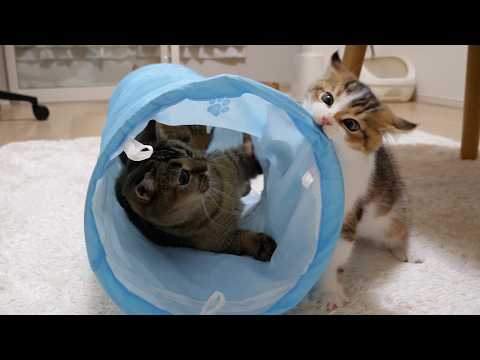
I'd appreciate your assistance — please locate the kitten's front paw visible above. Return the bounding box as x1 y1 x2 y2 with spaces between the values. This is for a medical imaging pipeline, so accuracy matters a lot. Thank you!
316 289 349 312
253 234 277 262
389 247 409 263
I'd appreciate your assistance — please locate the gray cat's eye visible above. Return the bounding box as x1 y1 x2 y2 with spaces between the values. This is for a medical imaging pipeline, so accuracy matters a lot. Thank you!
342 119 360 132
321 92 334 107
178 169 190 186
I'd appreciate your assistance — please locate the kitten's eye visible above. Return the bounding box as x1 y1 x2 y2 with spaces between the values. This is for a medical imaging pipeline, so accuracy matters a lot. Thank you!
178 169 190 186
342 119 361 132
321 92 334 107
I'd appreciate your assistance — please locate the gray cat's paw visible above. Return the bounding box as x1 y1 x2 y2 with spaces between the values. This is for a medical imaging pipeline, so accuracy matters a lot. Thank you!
253 234 277 262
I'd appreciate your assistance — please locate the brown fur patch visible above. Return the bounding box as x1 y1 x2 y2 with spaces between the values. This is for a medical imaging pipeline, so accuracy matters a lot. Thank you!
307 53 415 263
341 201 364 242
386 217 408 243
307 55 417 155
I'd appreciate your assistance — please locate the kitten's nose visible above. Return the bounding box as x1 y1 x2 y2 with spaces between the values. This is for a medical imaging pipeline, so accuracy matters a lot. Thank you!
318 116 333 126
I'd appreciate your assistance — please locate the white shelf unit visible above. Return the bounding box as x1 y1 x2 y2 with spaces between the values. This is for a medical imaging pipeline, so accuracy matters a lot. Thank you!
3 45 180 103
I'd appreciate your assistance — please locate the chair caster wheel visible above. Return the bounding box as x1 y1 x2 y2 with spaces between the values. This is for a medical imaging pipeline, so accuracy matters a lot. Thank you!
32 104 50 121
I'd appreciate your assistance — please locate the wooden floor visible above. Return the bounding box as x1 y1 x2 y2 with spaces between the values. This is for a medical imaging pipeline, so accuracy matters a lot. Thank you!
0 100 469 145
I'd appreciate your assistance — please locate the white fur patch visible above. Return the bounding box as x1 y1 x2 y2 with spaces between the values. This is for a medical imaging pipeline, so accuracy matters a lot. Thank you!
305 89 369 125
356 203 393 246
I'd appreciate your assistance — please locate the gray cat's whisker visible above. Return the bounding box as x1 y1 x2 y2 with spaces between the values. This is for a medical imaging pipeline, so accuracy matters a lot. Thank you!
208 185 240 201
206 159 234 171
200 197 231 233
172 196 204 212
204 193 242 215
116 121 276 262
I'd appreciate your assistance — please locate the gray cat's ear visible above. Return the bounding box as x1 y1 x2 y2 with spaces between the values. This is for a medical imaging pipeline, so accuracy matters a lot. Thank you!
242 133 255 156
155 123 168 141
393 117 417 132
136 120 159 145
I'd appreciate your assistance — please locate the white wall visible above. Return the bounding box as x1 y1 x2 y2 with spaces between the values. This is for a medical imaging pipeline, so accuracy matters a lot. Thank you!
183 45 301 85
304 45 468 107
1 45 469 107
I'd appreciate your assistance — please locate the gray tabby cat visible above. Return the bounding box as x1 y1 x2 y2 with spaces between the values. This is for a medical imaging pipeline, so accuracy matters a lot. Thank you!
116 121 277 261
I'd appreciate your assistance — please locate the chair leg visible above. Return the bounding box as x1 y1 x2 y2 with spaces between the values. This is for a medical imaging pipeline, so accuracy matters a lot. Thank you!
0 90 38 105
0 91 49 121
461 46 480 160
343 45 368 78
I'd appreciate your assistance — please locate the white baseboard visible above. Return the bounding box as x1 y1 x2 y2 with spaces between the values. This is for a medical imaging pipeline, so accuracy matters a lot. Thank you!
416 95 464 109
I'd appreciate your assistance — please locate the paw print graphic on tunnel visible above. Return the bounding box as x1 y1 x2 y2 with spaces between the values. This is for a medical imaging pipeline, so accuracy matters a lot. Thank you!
207 98 231 117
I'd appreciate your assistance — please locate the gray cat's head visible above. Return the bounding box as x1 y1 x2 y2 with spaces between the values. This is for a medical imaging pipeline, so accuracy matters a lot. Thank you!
121 137 209 227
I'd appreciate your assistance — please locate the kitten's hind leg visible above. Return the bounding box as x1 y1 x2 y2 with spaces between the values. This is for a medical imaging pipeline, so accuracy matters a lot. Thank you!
385 217 410 262
389 245 409 263
387 223 424 264
356 205 422 264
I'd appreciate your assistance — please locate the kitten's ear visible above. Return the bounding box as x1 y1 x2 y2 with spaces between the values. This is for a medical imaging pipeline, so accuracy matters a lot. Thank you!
331 51 343 69
329 51 357 79
375 108 417 133
392 117 417 132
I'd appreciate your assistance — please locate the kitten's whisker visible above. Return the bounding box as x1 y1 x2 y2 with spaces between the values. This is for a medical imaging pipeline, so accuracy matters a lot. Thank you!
383 133 396 146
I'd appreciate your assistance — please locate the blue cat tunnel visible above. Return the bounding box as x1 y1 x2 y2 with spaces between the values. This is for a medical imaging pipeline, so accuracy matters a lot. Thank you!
84 64 344 315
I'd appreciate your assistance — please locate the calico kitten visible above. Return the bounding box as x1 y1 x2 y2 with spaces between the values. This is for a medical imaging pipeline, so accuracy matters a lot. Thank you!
116 122 277 261
304 52 418 311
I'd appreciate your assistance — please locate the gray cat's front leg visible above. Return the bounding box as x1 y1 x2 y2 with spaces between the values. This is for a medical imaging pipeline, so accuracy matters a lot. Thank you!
223 230 277 262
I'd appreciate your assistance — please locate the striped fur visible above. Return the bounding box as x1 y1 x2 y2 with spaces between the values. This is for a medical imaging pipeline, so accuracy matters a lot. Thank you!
307 52 418 311
116 128 276 262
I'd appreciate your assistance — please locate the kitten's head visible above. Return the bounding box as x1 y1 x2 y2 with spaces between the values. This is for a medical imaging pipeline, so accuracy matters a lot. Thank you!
121 137 209 227
306 51 417 153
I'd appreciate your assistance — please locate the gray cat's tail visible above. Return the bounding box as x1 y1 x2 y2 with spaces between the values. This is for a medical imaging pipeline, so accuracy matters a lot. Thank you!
228 141 263 181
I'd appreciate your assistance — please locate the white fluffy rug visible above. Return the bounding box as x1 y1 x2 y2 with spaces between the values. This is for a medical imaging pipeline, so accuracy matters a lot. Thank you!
1 130 479 315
